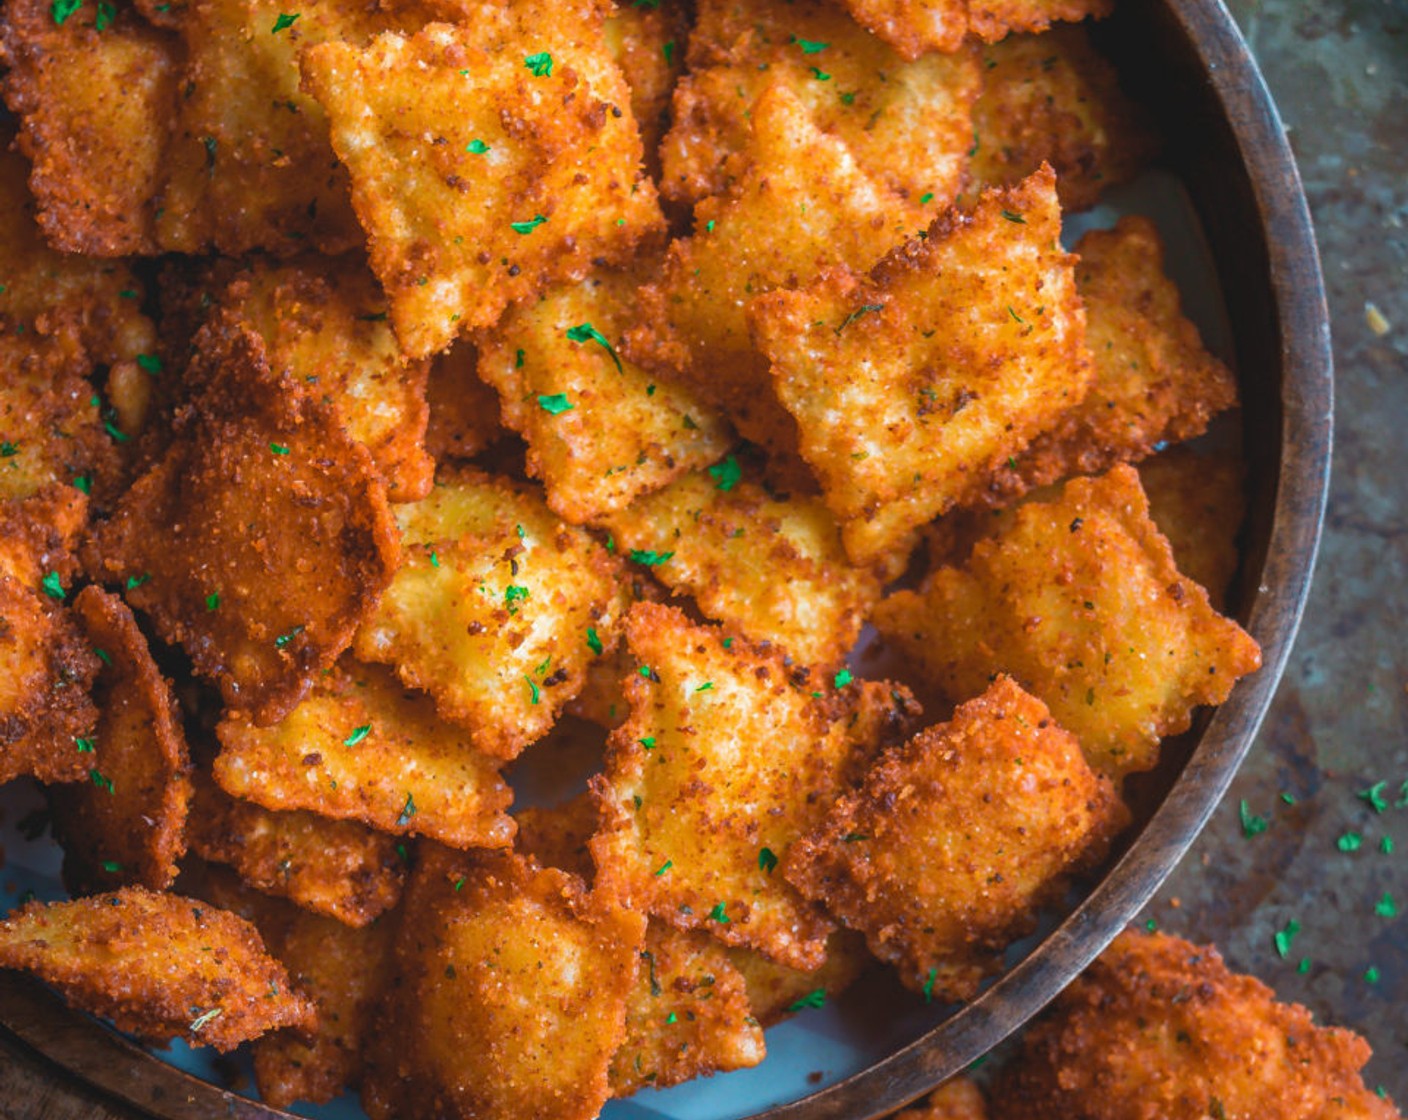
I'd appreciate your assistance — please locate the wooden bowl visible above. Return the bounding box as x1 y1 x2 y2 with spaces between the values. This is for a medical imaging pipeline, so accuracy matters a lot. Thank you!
0 0 1330 1115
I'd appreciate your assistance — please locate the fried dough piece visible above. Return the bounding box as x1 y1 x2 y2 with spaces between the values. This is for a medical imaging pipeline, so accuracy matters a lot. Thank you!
151 0 388 256
989 930 1402 1120
0 0 178 255
873 466 1262 781
604 0 689 176
214 659 514 850
728 927 874 1027
477 266 731 524
301 5 665 359
659 0 981 207
424 341 503 462
631 81 925 445
966 26 1157 211
361 845 644 1120
603 466 889 669
0 146 158 503
187 772 405 927
840 0 1110 61
215 259 434 501
977 216 1238 507
0 887 316 1052
83 319 399 726
0 487 99 785
1139 445 1245 612
785 677 1127 1000
354 467 627 759
49 587 192 895
611 921 766 1096
896 1077 990 1120
751 165 1092 565
589 603 907 968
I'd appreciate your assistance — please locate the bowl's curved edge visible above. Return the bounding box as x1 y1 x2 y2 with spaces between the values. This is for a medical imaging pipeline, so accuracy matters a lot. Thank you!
0 0 1332 1117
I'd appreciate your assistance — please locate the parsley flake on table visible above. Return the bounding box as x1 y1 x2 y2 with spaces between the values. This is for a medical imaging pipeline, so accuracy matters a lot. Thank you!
1359 781 1389 813
565 322 623 372
1238 799 1268 838
537 393 574 415
1375 892 1397 918
271 12 299 32
1338 831 1363 852
1272 918 1300 958
523 51 553 76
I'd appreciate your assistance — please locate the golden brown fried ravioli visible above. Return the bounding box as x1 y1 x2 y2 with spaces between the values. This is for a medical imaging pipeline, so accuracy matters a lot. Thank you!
0 887 316 1052
603 0 690 179
49 586 192 895
839 0 1111 61
728 928 875 1027
751 165 1092 565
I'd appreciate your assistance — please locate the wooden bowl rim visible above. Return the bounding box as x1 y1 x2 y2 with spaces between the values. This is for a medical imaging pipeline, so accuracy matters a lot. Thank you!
0 0 1331 1114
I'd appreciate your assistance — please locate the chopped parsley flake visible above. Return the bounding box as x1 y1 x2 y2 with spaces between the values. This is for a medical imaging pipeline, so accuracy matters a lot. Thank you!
271 11 299 31
511 213 547 235
922 966 938 1003
74 737 95 753
1297 957 1311 974
787 989 826 1011
0 441 17 457
1375 892 1397 918
810 66 830 80
629 548 674 567
706 901 730 923
1382 836 1395 854
1272 918 1300 958
396 792 417 827
94 0 113 29
274 624 304 649
466 138 490 154
40 571 65 601
524 675 540 705
125 572 150 590
523 51 553 76
72 474 92 494
189 1007 223 1032
515 348 526 368
654 859 673 877
1365 965 1381 984
758 847 777 874
663 38 675 65
1280 791 1297 805
537 393 574 415
101 860 122 873
1337 832 1363 852
790 35 828 53
586 627 604 655
565 322 624 372
1000 209 1026 223
836 303 884 334
504 584 530 613
89 768 114 794
1358 781 1389 813
839 89 856 105
920 191 934 204
707 455 741 491
639 736 656 750
51 0 81 25
833 668 853 688
1238 799 1268 838
136 353 163 374
269 442 291 455
343 724 371 747
695 681 714 692
205 592 221 612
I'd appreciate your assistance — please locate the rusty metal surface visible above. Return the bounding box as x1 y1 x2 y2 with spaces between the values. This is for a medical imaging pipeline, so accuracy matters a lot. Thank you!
1143 0 1408 1100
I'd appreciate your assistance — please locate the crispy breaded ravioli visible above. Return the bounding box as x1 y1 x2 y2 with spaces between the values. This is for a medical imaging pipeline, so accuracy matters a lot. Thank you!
361 845 644 1120
188 772 406 927
896 1077 990 1119
632 81 924 445
477 266 731 524
49 587 192 895
83 319 399 726
301 3 665 358
873 466 1262 781
0 488 99 785
785 677 1126 1000
0 145 158 502
752 165 1092 565
603 0 690 177
590 602 869 969
214 258 434 501
423 340 503 462
840 0 1110 61
0 888 316 1051
354 466 627 759
214 659 514 850
603 466 889 669
1139 445 1245 611
0 0 178 255
728 928 874 1027
990 930 1402 1120
967 26 1157 211
659 0 981 207
978 215 1238 506
611 921 766 1096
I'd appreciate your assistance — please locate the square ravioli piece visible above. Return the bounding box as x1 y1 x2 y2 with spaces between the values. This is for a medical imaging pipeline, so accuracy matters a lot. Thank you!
839 0 1112 61
873 465 1262 782
589 602 910 969
476 264 732 524
353 467 628 760
750 164 1092 565
214 658 514 850
785 676 1127 1001
82 319 400 726
301 4 665 359
602 463 891 670
361 845 644 1120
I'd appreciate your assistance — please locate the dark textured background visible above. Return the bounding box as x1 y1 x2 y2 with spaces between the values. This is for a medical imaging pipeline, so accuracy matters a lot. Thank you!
1142 0 1408 1100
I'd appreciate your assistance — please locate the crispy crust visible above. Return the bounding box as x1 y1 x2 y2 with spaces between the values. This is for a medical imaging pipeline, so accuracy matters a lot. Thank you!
603 0 690 179
840 0 1111 61
49 587 192 895
728 927 874 1027
361 845 644 1120
83 317 400 726
0 887 317 1052
873 465 1262 781
989 930 1401 1120
752 165 1092 565
187 771 406 927
785 676 1127 999
214 658 514 850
